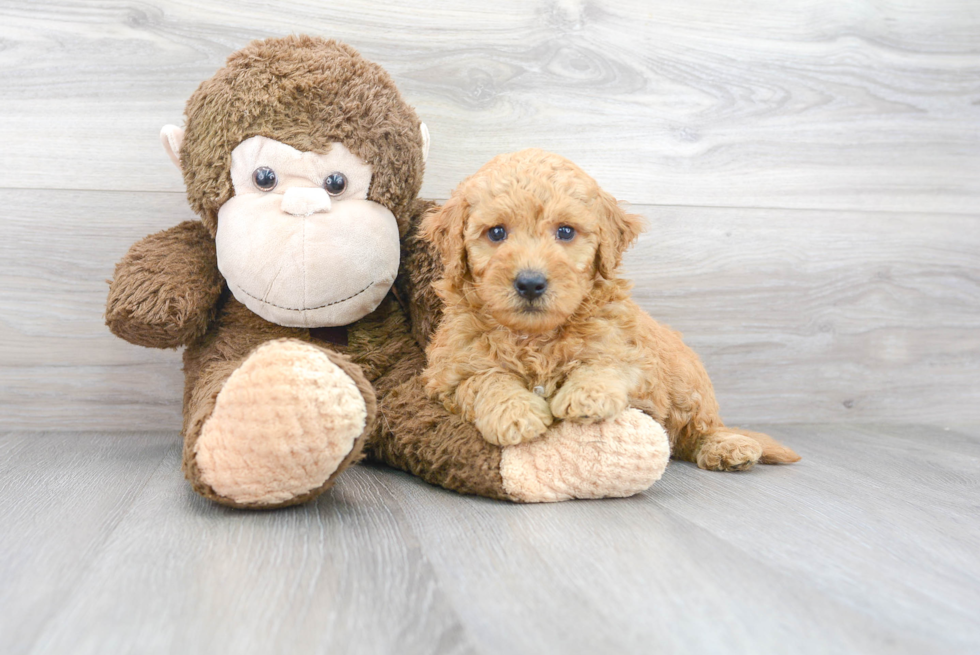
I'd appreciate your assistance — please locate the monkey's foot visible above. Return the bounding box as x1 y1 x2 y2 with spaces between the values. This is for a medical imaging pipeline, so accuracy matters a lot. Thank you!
499 408 670 502
194 339 368 508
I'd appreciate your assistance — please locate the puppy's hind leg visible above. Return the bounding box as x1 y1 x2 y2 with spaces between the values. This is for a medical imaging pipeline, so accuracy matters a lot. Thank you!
686 429 763 472
719 427 801 465
660 350 800 470
672 424 800 472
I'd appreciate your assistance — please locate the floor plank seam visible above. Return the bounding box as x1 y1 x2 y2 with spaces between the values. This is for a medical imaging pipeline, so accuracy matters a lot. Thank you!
354 467 490 655
21 438 176 653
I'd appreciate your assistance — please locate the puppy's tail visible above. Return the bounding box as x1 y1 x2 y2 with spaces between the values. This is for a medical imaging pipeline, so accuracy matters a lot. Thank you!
725 427 802 464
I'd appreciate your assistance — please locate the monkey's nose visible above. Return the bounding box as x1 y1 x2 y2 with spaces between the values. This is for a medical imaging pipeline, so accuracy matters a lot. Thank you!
281 187 332 216
514 270 548 301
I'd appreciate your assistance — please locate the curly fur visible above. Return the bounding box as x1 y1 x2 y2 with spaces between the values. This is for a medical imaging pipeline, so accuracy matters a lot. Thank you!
107 37 519 507
105 221 223 349
180 35 424 237
421 149 800 470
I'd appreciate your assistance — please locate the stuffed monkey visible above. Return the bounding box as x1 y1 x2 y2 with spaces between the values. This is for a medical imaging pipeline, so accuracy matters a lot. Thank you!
106 35 669 509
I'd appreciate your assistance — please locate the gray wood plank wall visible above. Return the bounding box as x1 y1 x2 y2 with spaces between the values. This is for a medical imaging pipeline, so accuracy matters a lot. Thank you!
1 0 978 430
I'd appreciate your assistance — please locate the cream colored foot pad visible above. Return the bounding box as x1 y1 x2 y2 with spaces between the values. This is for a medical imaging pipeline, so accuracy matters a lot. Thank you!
500 408 670 503
196 340 366 505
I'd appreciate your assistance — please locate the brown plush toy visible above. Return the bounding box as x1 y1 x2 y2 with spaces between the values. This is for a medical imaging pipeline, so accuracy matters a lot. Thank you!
106 35 670 509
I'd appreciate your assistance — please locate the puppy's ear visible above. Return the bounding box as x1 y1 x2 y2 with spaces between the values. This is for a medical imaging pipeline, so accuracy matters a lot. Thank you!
594 189 645 279
420 193 469 289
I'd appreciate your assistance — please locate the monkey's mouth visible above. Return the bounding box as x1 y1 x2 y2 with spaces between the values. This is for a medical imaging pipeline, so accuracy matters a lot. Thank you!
234 280 376 312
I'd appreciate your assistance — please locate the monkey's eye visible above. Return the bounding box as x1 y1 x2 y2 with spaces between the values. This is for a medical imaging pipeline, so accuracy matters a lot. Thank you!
252 166 278 191
487 226 508 243
323 172 348 196
556 225 576 241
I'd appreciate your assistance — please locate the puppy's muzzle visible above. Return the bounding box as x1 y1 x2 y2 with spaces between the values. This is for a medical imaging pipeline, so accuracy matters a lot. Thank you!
514 270 548 301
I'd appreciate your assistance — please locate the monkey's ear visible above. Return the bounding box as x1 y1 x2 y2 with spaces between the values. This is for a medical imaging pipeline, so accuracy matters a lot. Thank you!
160 125 185 171
420 194 469 290
595 190 645 279
420 123 430 164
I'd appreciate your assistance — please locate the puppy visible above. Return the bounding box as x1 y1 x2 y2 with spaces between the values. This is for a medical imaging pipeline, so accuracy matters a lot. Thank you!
421 149 800 471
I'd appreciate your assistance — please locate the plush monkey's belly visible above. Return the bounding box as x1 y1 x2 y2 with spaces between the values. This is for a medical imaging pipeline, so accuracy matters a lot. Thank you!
185 293 414 387
322 296 416 384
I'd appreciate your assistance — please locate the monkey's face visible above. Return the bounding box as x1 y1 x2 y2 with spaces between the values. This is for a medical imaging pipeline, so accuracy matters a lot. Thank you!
214 136 401 327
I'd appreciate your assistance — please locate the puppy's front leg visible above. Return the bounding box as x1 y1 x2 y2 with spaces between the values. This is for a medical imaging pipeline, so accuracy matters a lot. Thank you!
457 372 554 446
551 365 635 423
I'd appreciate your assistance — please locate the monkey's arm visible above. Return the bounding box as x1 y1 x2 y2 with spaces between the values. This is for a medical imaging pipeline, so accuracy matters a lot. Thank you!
395 198 443 349
106 220 224 349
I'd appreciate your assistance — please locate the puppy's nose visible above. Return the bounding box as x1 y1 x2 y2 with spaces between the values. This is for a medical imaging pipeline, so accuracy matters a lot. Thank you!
281 187 332 216
514 270 548 301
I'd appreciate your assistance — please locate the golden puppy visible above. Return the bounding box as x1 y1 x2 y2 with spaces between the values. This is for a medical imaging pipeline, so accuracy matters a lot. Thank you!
421 149 799 471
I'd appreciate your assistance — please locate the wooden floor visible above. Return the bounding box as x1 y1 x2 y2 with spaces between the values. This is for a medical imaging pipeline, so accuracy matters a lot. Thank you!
2 425 978 654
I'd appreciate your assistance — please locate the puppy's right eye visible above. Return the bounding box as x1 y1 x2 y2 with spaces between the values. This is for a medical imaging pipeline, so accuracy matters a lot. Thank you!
252 166 278 191
487 226 508 242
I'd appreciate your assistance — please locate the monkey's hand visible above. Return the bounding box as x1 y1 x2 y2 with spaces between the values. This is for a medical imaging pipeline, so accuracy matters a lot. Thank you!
106 220 224 349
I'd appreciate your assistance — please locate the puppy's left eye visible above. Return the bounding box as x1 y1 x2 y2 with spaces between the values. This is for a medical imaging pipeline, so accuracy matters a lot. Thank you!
487 226 508 242
556 225 576 241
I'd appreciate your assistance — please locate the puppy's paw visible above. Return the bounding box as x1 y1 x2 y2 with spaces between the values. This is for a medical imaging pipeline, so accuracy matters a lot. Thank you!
475 391 553 446
551 379 628 423
696 433 764 472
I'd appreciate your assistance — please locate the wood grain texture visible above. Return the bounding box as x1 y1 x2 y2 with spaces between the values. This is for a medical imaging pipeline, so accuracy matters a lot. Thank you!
0 432 171 654
2 188 977 429
0 0 978 212
0 7 978 422
625 205 980 424
382 423 980 654
0 190 191 431
2 5 978 655
1 426 977 654
6 433 477 655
